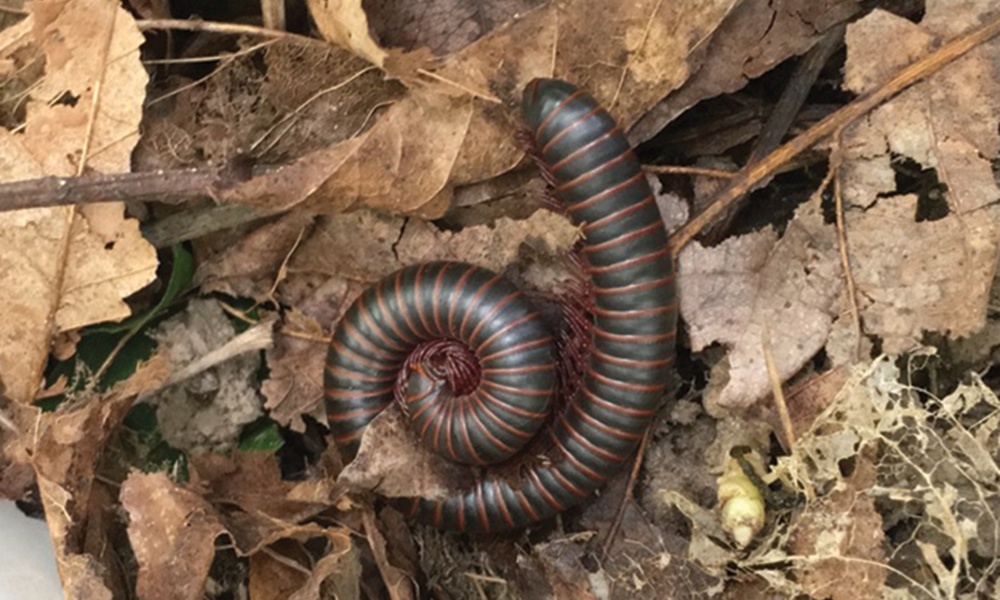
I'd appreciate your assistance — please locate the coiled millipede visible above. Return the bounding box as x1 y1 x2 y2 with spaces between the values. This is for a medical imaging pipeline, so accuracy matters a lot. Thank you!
325 78 677 532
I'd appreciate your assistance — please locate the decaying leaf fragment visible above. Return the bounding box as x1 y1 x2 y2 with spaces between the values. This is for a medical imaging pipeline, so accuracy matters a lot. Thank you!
679 198 842 413
0 1 157 404
28 354 170 600
222 0 741 219
838 4 1000 353
787 454 886 600
120 472 228 600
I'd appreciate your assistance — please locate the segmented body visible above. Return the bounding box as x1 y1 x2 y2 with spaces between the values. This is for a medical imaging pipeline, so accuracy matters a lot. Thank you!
325 78 677 531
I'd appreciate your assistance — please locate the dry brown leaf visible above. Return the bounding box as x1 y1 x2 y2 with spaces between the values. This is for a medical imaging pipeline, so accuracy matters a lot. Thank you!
306 0 390 68
30 353 170 599
0 1 156 404
629 0 863 143
533 540 597 600
338 406 470 499
262 309 330 432
227 0 739 218
838 5 1000 353
120 472 227 600
362 509 416 600
678 198 842 414
124 455 351 600
188 452 335 555
288 207 577 283
783 365 852 442
788 455 886 600
366 0 545 57
247 524 355 600
844 195 999 353
197 211 316 301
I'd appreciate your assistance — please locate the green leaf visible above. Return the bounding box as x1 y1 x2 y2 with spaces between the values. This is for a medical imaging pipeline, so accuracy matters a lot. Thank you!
239 418 285 452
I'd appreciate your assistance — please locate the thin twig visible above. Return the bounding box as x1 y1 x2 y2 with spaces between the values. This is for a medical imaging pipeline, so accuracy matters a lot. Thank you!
831 136 863 361
601 427 652 558
142 40 276 65
136 18 313 43
669 12 1000 255
0 407 18 434
0 164 263 213
761 325 796 453
643 164 736 179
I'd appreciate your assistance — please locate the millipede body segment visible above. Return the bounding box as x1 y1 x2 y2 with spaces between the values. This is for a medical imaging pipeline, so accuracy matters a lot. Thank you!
325 78 677 531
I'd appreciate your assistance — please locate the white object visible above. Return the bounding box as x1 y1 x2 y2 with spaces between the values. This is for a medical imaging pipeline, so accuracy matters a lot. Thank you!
0 500 64 600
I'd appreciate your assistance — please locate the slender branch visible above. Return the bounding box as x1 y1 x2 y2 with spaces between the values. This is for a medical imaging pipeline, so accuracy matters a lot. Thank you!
0 163 263 213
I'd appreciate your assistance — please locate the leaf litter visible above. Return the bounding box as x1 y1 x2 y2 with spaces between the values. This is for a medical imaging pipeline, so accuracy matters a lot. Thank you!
0 0 999 598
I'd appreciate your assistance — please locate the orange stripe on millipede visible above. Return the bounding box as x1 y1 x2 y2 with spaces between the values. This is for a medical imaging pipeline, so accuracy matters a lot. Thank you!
413 263 436 336
591 304 677 320
478 387 548 420
481 364 553 376
567 170 644 214
588 347 676 370
551 436 608 483
594 324 677 344
478 336 552 364
328 338 394 371
588 245 672 275
587 369 666 393
476 392 537 438
540 106 602 155
393 269 424 339
475 484 490 531
493 480 515 528
481 380 552 397
595 276 674 296
516 487 540 521
558 151 630 194
550 126 619 174
466 290 520 342
467 403 515 455
533 89 587 139
583 220 662 254
476 313 542 353
458 273 503 339
340 320 404 361
458 403 485 463
447 266 479 336
580 387 657 417
569 402 642 441
581 195 655 234
357 300 408 352
375 281 417 344
550 466 587 498
328 403 388 422
431 264 449 334
559 420 627 462
529 468 566 511
456 497 466 531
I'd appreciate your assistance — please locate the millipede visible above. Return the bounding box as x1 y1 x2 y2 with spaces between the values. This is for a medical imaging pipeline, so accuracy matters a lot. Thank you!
325 78 678 532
